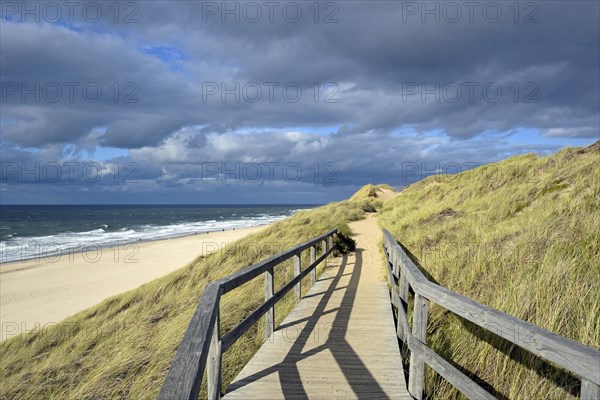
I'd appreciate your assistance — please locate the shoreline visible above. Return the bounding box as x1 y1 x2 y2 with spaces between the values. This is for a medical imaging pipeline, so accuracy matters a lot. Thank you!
0 224 271 274
0 224 269 341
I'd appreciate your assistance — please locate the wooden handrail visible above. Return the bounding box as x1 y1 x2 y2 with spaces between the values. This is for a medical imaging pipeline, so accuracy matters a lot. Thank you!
158 229 338 400
382 228 600 400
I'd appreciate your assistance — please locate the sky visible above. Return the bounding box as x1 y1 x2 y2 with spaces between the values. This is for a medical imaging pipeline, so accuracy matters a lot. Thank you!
0 1 598 204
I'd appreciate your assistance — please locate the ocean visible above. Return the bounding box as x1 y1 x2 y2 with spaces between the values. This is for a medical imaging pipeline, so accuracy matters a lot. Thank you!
0 204 314 263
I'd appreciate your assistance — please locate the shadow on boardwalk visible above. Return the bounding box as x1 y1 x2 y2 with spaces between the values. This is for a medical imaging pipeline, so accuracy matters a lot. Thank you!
225 250 393 399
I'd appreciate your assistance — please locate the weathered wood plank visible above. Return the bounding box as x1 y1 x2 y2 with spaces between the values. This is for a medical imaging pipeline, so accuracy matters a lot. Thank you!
382 229 600 386
396 302 410 343
420 280 600 385
407 336 496 400
207 308 222 400
294 254 301 301
408 293 429 399
322 239 327 269
399 274 409 305
158 283 220 400
264 268 275 340
310 246 316 286
384 250 408 343
581 379 600 400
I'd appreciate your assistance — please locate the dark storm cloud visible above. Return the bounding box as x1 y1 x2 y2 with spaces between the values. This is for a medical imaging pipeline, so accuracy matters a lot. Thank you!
0 0 598 202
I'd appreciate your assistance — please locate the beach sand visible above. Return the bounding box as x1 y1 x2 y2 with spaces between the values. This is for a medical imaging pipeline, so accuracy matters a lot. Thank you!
0 225 267 341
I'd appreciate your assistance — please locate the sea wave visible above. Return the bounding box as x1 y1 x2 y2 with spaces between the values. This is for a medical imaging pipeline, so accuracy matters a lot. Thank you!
0 214 292 263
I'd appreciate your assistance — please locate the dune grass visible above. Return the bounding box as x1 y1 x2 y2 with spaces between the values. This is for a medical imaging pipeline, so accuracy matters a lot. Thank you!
0 201 363 399
349 183 394 212
349 183 394 201
378 141 600 399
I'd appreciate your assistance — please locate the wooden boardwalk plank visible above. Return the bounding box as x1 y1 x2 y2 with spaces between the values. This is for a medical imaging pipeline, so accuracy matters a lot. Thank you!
224 216 411 400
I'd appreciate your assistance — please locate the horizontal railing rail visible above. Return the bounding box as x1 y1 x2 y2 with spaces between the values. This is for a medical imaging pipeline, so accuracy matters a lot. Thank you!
159 229 338 400
382 228 600 400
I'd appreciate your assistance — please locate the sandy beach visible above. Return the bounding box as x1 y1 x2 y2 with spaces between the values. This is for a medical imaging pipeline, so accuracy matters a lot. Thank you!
0 225 267 341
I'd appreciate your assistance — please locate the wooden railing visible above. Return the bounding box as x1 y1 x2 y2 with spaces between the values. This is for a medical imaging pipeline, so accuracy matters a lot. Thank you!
382 228 600 400
158 229 338 400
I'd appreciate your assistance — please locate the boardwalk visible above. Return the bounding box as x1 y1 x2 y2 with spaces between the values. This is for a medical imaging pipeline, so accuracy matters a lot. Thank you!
224 215 411 399
160 199 600 400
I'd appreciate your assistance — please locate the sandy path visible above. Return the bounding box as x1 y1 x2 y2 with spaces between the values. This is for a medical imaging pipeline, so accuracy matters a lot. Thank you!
349 212 388 281
0 225 267 341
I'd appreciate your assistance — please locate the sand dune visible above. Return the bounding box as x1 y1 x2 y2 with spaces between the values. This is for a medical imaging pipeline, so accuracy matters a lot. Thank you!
375 187 398 202
0 225 267 341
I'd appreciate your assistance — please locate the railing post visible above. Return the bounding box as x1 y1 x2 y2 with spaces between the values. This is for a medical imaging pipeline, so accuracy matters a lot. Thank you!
264 267 275 341
399 275 409 305
310 245 316 285
397 250 410 305
294 253 301 301
408 293 429 400
396 305 406 341
581 380 600 400
207 303 222 400
385 244 392 288
322 239 327 269
328 235 333 258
